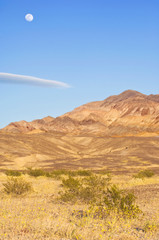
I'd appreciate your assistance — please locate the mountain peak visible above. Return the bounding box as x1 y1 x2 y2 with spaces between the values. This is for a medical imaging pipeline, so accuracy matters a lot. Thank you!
119 89 144 97
101 90 145 107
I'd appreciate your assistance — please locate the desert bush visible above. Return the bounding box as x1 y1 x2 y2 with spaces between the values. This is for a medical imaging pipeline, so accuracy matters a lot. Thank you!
59 174 141 218
62 176 81 189
59 176 81 202
3 177 32 195
88 185 141 219
133 169 155 179
27 168 46 177
102 185 141 217
5 170 22 177
59 175 110 203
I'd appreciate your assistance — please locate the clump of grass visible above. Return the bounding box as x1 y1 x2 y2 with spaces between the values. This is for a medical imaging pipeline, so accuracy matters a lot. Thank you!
133 169 155 179
5 170 22 177
27 168 46 177
3 177 32 195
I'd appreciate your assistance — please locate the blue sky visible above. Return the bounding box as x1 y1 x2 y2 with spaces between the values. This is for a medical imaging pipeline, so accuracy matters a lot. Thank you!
0 0 158 127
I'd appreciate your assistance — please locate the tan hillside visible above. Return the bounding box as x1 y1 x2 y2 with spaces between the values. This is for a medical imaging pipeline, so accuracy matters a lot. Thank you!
1 90 159 171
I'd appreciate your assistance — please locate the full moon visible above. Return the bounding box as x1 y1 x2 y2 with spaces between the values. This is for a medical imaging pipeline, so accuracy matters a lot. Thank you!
25 14 34 22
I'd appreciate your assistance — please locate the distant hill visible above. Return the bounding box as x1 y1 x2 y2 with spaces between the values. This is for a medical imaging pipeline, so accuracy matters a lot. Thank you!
2 90 159 136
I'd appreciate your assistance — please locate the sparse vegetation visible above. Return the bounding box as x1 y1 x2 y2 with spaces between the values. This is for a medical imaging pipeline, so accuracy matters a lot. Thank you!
59 174 141 218
3 177 32 195
5 170 22 176
27 168 46 177
51 169 92 177
0 169 158 239
133 169 155 179
26 168 93 179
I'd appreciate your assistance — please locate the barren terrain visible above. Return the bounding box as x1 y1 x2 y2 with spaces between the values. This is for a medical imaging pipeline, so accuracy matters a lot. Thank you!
0 132 159 174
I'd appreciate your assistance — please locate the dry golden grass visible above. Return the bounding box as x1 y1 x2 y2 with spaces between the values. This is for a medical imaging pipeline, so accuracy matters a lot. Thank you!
0 172 159 240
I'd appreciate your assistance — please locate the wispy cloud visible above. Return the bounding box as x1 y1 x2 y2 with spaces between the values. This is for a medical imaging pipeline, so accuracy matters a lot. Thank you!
0 72 70 88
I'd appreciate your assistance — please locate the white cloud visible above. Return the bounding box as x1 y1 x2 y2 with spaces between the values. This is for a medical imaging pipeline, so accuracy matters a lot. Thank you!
0 72 70 88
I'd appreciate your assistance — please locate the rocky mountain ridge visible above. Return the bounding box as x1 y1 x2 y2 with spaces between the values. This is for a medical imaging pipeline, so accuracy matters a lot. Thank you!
2 90 159 136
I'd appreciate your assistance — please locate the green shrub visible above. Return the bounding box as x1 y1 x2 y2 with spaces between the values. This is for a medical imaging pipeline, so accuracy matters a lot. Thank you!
5 170 22 177
3 177 32 195
27 168 46 177
62 176 81 189
59 176 81 202
59 174 141 218
96 185 142 218
59 175 110 203
133 169 155 179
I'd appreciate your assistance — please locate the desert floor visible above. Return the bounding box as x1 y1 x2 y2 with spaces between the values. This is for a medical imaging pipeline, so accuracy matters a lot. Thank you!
0 170 159 240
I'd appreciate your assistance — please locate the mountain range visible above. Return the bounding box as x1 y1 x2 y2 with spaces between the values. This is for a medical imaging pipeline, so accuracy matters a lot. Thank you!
2 90 159 136
1 90 159 173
